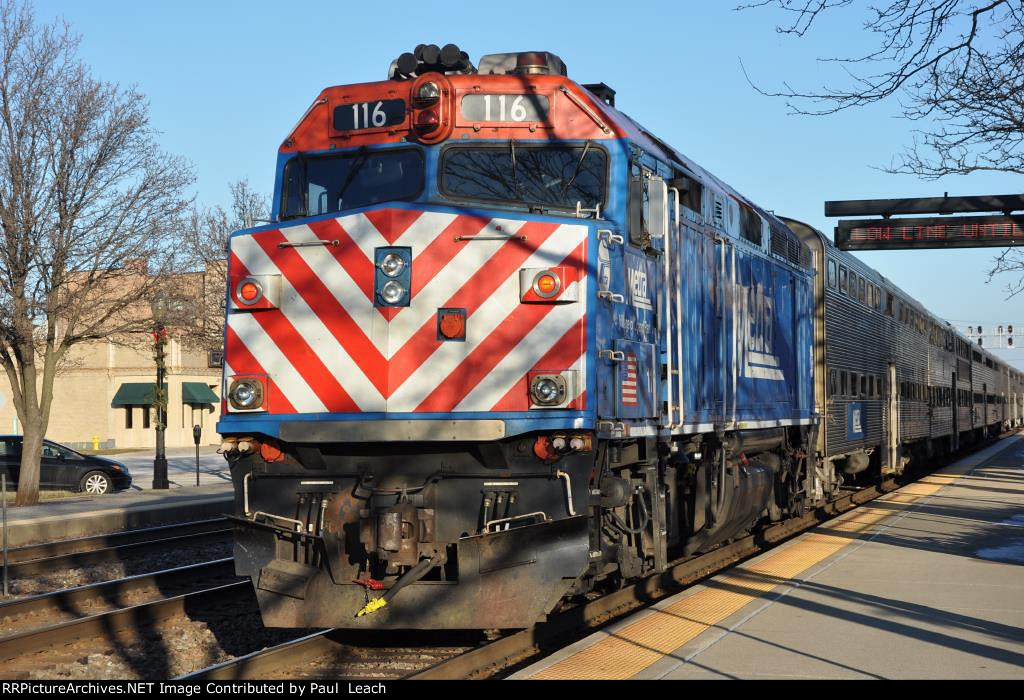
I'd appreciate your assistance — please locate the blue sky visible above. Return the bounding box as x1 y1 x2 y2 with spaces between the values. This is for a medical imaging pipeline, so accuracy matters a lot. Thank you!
35 0 1024 362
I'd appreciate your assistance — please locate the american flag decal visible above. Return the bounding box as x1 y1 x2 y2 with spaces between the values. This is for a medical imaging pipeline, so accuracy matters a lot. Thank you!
621 353 639 406
224 208 587 415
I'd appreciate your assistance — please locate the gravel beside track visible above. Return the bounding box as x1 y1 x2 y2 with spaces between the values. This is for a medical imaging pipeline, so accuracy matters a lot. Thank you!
0 583 315 679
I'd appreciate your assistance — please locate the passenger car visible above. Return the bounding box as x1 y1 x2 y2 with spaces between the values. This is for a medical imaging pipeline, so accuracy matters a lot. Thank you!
0 435 132 494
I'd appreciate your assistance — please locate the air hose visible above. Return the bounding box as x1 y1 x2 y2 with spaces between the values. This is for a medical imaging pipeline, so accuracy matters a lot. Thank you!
355 555 438 618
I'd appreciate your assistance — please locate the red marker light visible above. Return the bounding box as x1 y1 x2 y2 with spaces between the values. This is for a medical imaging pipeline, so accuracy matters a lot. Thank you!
415 109 440 133
438 309 466 340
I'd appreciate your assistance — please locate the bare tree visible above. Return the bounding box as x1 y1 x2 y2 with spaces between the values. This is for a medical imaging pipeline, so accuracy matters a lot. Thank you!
0 0 194 504
186 179 268 263
740 0 1022 178
182 179 269 350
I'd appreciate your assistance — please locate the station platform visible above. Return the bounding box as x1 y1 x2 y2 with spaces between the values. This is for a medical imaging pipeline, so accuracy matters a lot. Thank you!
512 436 1024 680
0 482 233 547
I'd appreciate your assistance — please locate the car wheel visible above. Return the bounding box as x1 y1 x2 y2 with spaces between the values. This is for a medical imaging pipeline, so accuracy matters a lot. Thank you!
81 471 112 495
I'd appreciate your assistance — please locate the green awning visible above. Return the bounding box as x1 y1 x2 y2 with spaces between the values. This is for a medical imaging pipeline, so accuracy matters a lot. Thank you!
111 383 166 406
182 382 219 404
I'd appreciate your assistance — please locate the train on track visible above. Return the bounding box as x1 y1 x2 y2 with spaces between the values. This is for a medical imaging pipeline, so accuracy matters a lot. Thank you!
217 45 1023 629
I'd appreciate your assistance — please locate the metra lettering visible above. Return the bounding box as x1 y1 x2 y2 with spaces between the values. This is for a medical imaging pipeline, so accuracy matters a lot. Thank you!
742 282 774 354
628 266 653 309
739 281 785 381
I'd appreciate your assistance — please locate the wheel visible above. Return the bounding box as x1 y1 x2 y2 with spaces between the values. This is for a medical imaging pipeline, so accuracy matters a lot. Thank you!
80 471 112 495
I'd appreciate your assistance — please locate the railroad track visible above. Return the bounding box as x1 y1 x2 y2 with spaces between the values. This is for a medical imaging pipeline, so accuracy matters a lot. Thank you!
2 518 233 578
188 432 1018 681
0 558 238 636
0 578 257 679
184 631 476 681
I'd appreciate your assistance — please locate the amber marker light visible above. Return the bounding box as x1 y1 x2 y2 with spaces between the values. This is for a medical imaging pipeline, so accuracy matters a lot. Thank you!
236 279 263 305
532 270 561 299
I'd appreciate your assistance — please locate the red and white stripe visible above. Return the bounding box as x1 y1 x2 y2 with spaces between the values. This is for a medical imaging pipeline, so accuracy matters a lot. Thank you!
225 209 588 415
621 353 639 407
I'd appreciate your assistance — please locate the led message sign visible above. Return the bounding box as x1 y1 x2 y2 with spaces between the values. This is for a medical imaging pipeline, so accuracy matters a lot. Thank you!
835 215 1024 251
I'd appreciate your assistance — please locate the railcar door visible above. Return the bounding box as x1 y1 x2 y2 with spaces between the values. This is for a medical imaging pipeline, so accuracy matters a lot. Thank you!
951 372 959 451
886 363 899 474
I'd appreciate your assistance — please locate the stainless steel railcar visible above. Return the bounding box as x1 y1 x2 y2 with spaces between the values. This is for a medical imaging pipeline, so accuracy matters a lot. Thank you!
788 218 1021 493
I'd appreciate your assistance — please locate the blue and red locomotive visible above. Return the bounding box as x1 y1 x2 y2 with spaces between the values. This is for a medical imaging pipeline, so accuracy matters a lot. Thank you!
217 45 1016 630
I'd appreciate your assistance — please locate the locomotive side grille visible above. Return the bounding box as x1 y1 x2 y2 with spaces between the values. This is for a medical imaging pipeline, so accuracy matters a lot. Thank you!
770 224 809 268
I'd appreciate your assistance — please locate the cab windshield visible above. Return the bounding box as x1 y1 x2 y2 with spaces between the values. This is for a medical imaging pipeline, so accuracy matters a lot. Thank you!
281 148 424 220
440 143 606 212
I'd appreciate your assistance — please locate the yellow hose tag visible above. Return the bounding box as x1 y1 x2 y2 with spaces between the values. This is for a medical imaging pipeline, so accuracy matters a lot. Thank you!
355 597 388 618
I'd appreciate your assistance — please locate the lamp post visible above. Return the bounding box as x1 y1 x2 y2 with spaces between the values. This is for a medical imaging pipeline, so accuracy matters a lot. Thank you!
152 322 169 490
150 292 190 490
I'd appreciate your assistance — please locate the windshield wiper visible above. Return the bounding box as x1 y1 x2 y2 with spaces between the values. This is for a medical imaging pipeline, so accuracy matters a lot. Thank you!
509 140 520 198
561 141 592 200
335 146 371 210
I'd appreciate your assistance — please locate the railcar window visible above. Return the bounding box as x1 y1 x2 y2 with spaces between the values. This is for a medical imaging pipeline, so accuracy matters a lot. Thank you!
828 369 838 395
281 149 424 219
858 278 866 304
885 292 894 316
860 374 867 397
841 371 848 396
848 272 858 299
868 375 874 397
839 266 848 293
441 144 606 212
827 260 837 288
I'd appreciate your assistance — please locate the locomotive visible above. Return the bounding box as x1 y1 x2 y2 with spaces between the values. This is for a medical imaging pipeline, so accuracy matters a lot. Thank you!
217 45 1021 630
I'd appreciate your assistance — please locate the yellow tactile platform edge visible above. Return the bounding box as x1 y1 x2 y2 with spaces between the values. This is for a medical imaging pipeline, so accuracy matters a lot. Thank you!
530 471 960 680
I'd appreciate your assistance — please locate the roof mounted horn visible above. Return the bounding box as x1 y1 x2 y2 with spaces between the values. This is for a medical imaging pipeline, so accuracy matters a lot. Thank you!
389 43 476 80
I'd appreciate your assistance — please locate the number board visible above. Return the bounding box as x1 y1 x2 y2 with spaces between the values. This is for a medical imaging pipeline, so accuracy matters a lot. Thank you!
461 94 550 123
333 99 406 131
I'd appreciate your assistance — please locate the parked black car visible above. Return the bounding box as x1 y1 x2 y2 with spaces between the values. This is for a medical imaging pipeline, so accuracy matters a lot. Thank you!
0 435 132 494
